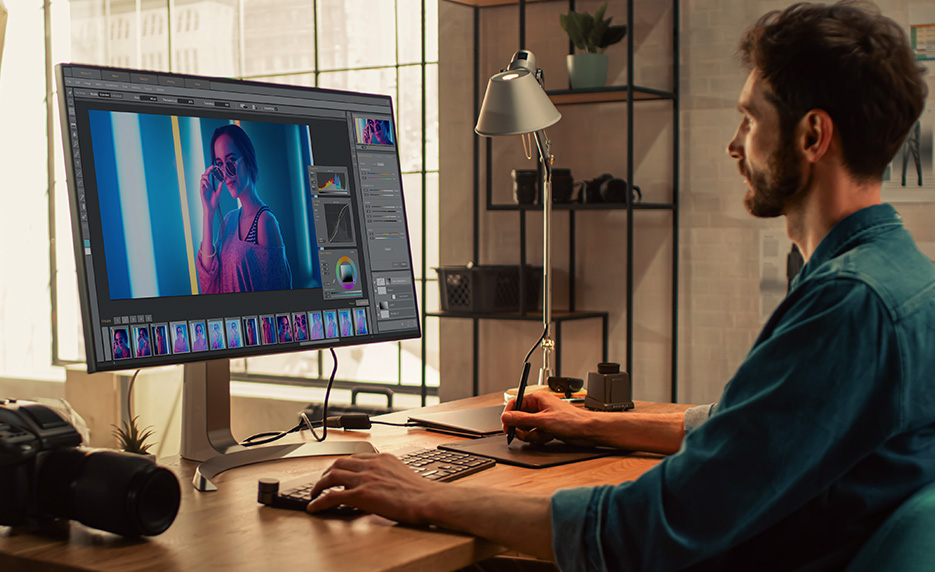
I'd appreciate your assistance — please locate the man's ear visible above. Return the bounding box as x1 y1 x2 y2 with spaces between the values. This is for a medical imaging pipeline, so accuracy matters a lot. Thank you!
799 109 833 164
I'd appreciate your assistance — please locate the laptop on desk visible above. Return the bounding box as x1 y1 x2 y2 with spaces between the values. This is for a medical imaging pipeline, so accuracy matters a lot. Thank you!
408 405 505 438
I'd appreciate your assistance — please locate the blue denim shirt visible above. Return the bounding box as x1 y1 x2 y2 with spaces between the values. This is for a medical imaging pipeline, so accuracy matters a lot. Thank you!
552 204 935 571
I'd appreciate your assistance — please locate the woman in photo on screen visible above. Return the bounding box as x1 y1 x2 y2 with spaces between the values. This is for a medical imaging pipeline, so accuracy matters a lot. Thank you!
262 317 275 344
293 314 308 341
135 328 152 357
211 322 225 350
113 329 131 359
324 312 338 337
310 313 324 339
228 321 242 348
197 124 292 294
192 323 208 352
173 325 189 353
278 315 293 343
245 319 258 346
154 326 168 355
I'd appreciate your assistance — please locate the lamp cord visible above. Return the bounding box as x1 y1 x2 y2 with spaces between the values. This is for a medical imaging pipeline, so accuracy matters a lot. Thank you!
522 132 533 160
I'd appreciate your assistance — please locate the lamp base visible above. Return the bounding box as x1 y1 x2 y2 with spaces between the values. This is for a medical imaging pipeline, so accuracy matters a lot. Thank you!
537 367 554 386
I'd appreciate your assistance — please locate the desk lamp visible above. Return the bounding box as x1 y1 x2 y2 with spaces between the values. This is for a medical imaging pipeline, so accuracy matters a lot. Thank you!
475 50 562 386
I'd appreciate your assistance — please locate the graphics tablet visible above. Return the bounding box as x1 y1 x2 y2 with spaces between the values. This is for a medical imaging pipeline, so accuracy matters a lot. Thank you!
408 405 505 437
438 435 617 468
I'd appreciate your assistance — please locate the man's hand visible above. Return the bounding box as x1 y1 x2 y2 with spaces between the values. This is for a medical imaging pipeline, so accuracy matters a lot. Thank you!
306 452 555 561
502 391 598 447
307 453 441 524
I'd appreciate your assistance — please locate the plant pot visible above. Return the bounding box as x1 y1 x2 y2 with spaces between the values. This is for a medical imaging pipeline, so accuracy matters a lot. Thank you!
566 53 609 89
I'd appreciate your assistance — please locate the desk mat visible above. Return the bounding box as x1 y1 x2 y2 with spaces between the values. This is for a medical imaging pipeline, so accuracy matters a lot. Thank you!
438 435 617 468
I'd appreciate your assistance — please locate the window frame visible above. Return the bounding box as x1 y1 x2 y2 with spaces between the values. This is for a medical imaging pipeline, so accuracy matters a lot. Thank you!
47 0 440 405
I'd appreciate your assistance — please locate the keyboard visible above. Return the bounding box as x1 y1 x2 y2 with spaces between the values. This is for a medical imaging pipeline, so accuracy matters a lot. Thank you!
258 447 495 513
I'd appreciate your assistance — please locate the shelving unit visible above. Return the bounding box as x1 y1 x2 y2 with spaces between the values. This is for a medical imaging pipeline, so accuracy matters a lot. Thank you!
437 0 680 401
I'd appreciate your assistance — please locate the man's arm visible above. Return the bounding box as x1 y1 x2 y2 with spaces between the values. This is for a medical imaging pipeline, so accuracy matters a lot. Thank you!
502 391 687 454
307 454 554 560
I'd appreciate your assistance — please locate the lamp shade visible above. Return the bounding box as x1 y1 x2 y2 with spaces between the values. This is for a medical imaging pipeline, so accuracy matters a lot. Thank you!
475 68 561 137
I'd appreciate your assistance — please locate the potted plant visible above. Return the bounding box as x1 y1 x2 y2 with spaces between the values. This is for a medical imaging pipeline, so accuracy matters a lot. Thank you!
559 1 628 89
113 415 157 461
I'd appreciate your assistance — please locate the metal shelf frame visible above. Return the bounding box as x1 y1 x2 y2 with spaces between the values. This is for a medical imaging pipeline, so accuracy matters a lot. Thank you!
441 0 680 401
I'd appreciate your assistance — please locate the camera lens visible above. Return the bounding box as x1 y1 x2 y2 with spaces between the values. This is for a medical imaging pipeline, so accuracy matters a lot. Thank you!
37 448 180 536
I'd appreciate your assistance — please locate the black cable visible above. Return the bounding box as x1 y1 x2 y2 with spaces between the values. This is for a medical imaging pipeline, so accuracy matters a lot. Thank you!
240 422 304 446
306 347 338 442
240 348 339 447
126 369 141 420
523 324 548 365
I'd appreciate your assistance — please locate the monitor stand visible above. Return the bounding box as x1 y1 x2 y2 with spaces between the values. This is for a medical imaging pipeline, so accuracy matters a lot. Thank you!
181 359 376 491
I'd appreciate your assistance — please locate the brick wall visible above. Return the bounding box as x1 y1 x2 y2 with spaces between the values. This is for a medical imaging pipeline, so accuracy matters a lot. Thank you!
439 0 935 405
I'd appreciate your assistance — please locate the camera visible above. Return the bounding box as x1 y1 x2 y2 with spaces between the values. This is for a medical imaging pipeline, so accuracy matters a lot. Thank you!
584 362 634 412
0 399 181 536
548 376 584 398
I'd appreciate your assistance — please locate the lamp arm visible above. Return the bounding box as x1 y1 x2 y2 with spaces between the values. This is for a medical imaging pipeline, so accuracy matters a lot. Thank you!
534 129 555 384
533 129 553 181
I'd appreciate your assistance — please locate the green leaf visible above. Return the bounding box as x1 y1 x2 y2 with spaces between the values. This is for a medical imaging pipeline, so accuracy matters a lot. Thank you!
560 12 590 51
560 0 626 53
589 18 609 52
594 2 608 25
601 25 628 49
112 416 156 455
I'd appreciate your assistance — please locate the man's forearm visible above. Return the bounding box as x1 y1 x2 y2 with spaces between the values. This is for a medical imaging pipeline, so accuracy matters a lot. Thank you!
586 412 685 454
420 486 554 561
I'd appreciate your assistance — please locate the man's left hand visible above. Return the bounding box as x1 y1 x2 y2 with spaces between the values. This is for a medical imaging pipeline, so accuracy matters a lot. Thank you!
307 453 442 523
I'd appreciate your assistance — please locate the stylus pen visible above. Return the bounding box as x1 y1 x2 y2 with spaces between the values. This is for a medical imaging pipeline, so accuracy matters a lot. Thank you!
506 362 532 445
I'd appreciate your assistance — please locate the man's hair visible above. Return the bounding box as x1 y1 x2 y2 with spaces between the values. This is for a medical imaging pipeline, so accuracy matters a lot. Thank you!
739 1 928 181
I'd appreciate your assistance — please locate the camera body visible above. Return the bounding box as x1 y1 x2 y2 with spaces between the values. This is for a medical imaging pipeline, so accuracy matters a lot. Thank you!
584 363 634 412
0 400 181 536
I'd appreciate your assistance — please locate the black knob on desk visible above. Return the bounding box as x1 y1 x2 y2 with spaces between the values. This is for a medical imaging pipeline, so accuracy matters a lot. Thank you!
257 478 279 505
598 362 620 374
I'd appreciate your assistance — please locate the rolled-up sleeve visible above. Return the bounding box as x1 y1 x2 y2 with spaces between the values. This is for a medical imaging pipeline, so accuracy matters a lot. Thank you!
683 403 717 434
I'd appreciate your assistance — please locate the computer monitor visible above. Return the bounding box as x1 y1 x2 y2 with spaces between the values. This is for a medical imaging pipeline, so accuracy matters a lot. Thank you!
56 63 420 488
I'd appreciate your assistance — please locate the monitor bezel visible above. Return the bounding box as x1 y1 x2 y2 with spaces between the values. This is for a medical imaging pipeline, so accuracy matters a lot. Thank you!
56 63 422 374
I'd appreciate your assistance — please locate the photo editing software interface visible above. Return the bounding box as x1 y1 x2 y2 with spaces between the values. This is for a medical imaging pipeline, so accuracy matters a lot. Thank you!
58 64 420 373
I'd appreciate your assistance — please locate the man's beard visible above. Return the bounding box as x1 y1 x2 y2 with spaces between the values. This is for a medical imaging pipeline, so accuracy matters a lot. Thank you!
742 131 804 218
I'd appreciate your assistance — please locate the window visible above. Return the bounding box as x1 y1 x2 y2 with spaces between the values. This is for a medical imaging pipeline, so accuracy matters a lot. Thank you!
46 0 440 403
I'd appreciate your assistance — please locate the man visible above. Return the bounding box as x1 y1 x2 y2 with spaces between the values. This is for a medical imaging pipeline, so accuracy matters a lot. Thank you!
309 2 932 570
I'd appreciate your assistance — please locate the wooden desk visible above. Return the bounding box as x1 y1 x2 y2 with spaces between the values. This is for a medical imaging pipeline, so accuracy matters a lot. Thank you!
0 395 689 572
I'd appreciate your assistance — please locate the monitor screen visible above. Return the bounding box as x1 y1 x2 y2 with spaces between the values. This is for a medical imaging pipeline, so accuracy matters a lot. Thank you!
57 64 420 373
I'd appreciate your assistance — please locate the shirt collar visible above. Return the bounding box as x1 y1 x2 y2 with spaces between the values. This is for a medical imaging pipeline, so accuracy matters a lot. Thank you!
793 203 902 286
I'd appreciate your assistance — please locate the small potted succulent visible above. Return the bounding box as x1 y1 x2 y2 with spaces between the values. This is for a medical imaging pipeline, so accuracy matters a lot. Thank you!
113 416 157 461
559 1 628 89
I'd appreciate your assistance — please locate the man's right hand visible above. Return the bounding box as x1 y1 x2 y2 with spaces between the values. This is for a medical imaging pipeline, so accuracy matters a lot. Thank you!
501 390 599 447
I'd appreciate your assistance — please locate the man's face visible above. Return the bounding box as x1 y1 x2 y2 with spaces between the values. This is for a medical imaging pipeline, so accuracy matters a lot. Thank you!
727 70 804 218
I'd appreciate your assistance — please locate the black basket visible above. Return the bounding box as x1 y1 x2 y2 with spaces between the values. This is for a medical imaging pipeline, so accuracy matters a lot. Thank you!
436 265 542 313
